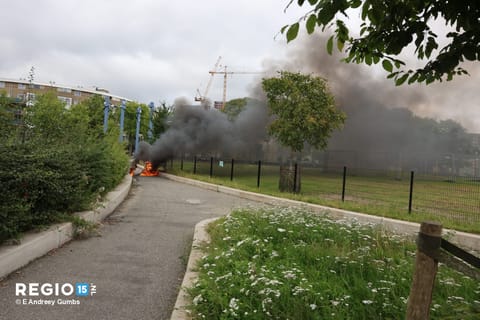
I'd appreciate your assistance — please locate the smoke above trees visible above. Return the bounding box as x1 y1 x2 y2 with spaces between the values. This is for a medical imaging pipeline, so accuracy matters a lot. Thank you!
256 34 478 170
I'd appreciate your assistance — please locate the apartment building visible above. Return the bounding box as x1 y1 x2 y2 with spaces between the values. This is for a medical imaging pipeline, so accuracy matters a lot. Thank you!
0 78 131 107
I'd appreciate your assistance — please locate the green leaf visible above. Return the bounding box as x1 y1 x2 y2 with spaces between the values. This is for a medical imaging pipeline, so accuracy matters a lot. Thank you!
394 60 404 68
361 0 369 20
326 36 333 54
286 23 300 43
365 54 372 65
408 73 419 84
463 45 477 61
306 14 317 34
337 39 345 52
382 59 393 72
395 74 409 86
351 0 362 9
307 0 318 5
317 5 334 25
280 25 289 34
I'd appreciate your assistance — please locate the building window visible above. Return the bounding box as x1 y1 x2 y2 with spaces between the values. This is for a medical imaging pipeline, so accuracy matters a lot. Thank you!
0 82 5 88
57 87 71 93
74 91 81 97
58 96 73 108
18 83 26 90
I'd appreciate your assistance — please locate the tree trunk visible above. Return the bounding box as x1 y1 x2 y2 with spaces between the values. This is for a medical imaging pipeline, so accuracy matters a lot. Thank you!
278 163 301 193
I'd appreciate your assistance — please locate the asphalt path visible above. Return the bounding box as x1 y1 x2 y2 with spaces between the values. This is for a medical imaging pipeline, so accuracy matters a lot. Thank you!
0 176 258 320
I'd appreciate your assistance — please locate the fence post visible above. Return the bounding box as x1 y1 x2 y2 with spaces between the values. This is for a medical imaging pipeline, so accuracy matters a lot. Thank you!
342 166 347 202
257 160 262 188
210 157 214 178
293 162 298 193
180 155 184 171
193 156 197 174
170 158 173 169
230 159 235 181
409 171 415 213
406 221 442 320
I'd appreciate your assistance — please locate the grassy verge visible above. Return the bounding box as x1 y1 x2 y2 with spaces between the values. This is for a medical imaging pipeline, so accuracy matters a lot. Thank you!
168 161 480 234
187 207 480 319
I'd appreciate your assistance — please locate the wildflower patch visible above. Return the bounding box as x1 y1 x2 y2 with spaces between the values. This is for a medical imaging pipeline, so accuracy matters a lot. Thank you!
188 207 480 319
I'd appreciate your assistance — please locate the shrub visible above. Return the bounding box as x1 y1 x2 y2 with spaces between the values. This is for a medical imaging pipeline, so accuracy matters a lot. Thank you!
0 93 129 243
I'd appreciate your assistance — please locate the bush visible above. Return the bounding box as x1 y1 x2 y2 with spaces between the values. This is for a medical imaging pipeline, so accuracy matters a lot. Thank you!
0 93 129 243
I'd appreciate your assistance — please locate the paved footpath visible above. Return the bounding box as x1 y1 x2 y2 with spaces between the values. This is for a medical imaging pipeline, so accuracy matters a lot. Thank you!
0 176 257 320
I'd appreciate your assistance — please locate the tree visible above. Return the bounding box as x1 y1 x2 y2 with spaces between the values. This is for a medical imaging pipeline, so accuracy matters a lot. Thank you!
0 93 23 143
283 0 480 85
262 71 345 192
222 98 248 120
151 102 171 140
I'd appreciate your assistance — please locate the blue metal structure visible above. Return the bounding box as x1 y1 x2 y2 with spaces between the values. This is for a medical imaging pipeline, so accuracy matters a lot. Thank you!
119 100 126 142
103 96 110 133
135 106 142 154
148 102 154 140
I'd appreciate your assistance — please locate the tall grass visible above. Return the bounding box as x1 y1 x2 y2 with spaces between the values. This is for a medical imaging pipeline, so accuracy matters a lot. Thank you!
187 207 480 319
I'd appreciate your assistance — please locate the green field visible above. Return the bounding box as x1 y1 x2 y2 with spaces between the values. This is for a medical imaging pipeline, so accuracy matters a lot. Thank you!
168 159 480 234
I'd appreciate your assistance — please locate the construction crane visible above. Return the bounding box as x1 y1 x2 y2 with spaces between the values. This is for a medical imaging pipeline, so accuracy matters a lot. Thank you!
195 56 222 104
209 65 264 110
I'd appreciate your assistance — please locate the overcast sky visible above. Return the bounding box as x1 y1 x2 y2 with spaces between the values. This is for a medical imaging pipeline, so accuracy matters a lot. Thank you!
1 0 479 132
0 0 302 103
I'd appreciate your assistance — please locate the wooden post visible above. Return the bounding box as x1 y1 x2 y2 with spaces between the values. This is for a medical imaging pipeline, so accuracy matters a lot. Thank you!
406 221 442 320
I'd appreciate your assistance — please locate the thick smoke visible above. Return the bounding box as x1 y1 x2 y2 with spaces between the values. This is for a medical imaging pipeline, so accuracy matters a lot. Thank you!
257 34 477 171
145 97 269 168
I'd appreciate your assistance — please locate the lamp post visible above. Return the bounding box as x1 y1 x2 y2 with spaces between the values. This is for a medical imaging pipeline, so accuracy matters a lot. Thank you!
103 96 111 133
119 100 126 143
134 107 142 154
148 102 154 140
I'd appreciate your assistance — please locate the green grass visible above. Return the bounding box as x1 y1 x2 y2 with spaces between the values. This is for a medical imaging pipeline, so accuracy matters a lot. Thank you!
187 207 480 319
168 160 480 234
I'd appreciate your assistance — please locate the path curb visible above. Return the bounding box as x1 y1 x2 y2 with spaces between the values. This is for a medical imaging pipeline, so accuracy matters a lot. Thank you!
170 217 218 320
0 174 132 280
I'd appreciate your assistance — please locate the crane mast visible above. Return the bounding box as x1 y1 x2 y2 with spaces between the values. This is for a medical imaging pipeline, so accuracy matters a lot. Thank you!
209 65 263 110
195 56 222 104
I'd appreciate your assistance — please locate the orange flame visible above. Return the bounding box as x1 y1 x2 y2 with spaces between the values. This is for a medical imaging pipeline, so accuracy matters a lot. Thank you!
140 161 159 176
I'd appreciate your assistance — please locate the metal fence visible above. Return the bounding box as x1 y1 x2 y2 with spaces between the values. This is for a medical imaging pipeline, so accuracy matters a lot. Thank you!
168 156 480 230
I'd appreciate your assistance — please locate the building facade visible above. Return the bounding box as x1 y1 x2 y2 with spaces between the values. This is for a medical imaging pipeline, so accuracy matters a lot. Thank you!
0 78 130 107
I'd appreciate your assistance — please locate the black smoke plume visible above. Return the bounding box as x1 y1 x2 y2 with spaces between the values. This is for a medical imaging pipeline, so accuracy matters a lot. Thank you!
258 34 476 171
138 97 269 168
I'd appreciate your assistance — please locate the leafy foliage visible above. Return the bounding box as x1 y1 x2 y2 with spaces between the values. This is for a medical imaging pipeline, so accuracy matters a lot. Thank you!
222 98 248 120
262 71 345 152
283 0 480 85
0 93 23 142
0 94 129 243
151 102 171 140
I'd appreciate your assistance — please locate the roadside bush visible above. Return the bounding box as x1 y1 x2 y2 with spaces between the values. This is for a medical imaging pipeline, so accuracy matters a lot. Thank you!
0 93 129 243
